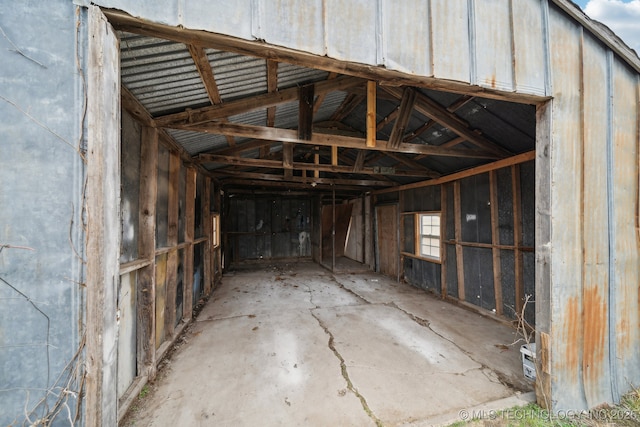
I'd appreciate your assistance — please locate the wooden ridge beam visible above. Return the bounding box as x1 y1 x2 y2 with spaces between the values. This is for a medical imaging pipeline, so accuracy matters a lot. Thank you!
155 75 363 127
171 121 499 159
382 87 512 158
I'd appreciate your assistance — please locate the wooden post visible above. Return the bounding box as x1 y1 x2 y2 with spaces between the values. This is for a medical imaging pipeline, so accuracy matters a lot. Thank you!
366 81 377 147
85 7 120 424
314 150 320 179
512 164 524 315
165 152 180 337
203 178 212 294
490 170 504 315
440 185 448 298
453 181 465 301
331 145 338 166
283 142 293 178
183 168 196 320
137 126 158 379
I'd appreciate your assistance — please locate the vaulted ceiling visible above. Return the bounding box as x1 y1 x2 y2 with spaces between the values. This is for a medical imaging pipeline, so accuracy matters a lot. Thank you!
116 25 536 197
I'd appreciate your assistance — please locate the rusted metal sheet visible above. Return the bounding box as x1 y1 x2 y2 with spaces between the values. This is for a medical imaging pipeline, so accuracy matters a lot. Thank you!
324 0 379 65
380 0 431 76
430 0 470 84
473 0 514 92
255 0 324 56
511 0 547 96
547 6 586 411
611 58 640 394
581 33 612 407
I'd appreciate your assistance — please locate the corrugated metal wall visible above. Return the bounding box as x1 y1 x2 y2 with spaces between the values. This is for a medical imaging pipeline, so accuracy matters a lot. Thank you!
0 1 86 424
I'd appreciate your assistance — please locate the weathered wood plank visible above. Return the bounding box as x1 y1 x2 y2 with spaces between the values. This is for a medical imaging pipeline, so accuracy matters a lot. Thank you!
298 84 314 140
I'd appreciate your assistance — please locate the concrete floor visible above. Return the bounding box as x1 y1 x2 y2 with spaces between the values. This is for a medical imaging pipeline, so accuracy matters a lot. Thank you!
123 261 534 427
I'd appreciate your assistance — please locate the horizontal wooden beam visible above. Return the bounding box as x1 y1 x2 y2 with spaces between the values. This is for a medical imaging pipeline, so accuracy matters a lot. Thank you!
374 150 535 194
214 169 396 187
155 75 363 127
196 153 438 177
170 121 499 159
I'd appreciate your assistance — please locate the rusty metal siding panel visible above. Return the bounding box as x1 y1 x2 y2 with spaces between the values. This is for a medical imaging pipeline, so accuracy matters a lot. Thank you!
548 6 587 411
431 0 471 84
324 0 379 65
581 33 613 408
380 0 431 76
96 0 181 27
473 0 514 92
182 0 254 40
611 58 640 393
511 0 547 96
254 0 325 56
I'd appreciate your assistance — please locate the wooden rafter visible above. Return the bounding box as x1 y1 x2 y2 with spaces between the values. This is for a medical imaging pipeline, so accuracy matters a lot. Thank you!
187 44 235 147
388 87 417 148
403 94 475 143
384 152 440 178
376 107 400 131
155 75 363 127
382 87 511 158
330 93 365 122
171 121 500 159
313 72 338 114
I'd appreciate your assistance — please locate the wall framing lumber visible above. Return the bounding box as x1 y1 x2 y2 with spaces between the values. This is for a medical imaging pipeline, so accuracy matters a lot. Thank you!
164 152 181 338
512 164 524 316
137 126 159 381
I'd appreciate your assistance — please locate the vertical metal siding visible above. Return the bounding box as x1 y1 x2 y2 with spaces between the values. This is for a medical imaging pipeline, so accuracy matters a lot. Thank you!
548 6 586 411
324 0 379 65
255 0 325 56
511 0 547 96
430 0 471 84
611 58 640 394
473 0 514 92
381 0 432 76
581 32 612 408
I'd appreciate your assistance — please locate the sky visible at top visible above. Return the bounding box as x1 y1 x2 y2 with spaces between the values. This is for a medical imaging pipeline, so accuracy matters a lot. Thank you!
571 0 640 53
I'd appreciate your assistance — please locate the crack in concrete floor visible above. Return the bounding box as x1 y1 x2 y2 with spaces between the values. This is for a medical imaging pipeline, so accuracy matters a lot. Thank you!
310 310 383 427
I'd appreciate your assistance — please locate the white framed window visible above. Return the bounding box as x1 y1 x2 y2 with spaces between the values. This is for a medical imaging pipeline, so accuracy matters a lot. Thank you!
212 213 220 248
416 212 441 260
